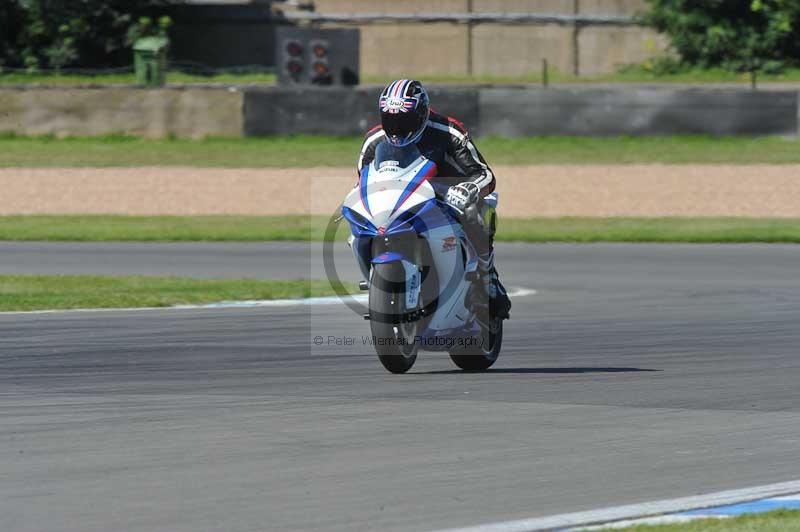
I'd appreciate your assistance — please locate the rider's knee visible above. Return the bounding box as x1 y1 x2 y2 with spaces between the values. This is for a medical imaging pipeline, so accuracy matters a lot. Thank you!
480 203 497 239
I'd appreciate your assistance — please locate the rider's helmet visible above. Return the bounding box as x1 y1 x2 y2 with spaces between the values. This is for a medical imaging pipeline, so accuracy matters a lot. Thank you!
379 79 430 147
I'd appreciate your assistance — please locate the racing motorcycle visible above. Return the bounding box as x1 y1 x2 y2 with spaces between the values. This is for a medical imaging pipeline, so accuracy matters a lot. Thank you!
340 141 502 374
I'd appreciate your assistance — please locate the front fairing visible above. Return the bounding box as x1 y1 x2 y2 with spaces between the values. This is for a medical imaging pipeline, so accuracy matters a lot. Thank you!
342 142 438 237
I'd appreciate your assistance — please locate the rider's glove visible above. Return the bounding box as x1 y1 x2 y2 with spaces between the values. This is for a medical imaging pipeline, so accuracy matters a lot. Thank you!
445 182 480 212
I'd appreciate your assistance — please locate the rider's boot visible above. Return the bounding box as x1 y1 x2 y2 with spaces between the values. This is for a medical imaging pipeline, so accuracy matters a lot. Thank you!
478 251 511 320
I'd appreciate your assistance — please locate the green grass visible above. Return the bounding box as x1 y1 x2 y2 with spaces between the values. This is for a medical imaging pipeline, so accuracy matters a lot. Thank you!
3 215 800 243
0 135 358 167
0 275 347 311
594 509 800 531
498 217 800 243
478 136 800 165
5 66 800 87
2 135 800 167
0 70 277 86
0 215 321 242
595 65 800 84
367 67 800 85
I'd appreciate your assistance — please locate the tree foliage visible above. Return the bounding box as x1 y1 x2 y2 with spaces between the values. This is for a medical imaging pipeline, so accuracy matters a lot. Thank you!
0 0 172 71
0 2 25 68
643 0 800 75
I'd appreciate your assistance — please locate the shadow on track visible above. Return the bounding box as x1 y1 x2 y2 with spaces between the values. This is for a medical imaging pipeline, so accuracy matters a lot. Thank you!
418 367 660 375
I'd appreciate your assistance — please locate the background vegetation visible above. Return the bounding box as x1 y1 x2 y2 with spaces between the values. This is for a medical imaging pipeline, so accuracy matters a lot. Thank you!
643 0 800 84
0 0 169 71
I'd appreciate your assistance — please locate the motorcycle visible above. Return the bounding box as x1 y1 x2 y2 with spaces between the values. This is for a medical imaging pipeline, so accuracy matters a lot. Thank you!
340 141 502 374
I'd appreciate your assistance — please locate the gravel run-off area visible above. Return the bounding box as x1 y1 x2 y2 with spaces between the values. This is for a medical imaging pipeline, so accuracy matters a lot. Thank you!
2 165 799 218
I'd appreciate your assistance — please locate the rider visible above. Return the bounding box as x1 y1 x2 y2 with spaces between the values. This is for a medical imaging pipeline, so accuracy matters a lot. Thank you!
357 79 511 319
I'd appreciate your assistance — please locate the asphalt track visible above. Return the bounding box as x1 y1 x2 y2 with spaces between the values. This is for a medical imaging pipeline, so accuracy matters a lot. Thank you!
2 243 800 532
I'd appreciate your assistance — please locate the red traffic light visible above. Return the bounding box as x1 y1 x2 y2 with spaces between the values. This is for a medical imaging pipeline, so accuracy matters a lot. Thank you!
286 41 303 57
287 59 303 75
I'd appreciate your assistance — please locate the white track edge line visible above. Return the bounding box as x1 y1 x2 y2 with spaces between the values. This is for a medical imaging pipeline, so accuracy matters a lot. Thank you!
431 479 800 532
0 287 536 316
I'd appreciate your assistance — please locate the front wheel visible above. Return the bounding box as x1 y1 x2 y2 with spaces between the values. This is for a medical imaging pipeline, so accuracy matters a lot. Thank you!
449 318 502 371
369 262 419 374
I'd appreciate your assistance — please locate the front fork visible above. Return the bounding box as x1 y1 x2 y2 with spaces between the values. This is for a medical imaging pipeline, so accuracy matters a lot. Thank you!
370 232 422 306
368 232 435 323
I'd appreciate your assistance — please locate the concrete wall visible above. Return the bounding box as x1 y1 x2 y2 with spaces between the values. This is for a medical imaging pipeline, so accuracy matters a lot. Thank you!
245 87 798 137
2 86 796 138
312 0 665 77
0 88 244 138
335 22 666 79
312 0 469 12
313 0 647 15
471 24 575 78
581 0 647 15
577 26 669 76
358 24 470 78
243 86 480 136
478 89 799 137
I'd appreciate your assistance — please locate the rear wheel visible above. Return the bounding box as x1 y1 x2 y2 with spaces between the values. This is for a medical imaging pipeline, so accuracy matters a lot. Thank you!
369 262 419 374
449 318 502 371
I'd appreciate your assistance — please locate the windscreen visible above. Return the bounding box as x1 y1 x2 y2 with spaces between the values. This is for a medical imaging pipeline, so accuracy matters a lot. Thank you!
372 141 422 171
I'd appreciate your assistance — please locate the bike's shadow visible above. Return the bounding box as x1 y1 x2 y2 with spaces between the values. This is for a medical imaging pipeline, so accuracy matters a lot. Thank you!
417 367 660 375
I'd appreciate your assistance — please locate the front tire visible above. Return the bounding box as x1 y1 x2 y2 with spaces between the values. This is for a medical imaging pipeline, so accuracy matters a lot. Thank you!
369 262 419 374
449 318 503 371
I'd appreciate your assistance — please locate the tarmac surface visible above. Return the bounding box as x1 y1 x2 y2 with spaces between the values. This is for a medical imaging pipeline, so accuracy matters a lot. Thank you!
1 243 800 532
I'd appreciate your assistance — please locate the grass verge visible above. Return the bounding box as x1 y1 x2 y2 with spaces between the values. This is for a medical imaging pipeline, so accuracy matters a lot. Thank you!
0 275 347 311
365 67 800 86
594 509 800 531
0 70 277 86
5 66 800 87
2 216 800 243
0 216 320 242
2 135 800 167
499 217 800 243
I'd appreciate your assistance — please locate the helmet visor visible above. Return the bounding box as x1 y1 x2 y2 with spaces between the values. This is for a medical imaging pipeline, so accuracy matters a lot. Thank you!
382 111 425 146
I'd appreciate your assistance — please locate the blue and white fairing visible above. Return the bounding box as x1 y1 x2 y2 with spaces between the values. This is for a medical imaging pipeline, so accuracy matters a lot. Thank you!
343 144 438 238
341 142 482 345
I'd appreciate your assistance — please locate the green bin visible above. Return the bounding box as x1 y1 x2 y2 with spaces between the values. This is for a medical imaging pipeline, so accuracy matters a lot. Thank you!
133 37 168 88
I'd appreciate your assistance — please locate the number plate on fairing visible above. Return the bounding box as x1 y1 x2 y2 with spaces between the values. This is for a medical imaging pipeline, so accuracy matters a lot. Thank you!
404 261 421 310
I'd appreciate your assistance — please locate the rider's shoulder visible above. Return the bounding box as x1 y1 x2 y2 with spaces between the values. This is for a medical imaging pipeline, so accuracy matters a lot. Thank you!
426 111 470 139
363 124 384 140
446 116 469 136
